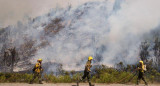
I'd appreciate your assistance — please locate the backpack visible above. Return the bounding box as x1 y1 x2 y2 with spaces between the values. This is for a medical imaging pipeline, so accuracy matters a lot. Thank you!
143 64 147 71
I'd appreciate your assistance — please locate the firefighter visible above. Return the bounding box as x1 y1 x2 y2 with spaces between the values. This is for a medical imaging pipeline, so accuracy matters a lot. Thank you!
29 59 43 84
77 56 93 86
137 60 148 85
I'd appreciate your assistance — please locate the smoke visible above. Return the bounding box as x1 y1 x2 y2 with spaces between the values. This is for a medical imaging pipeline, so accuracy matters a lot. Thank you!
0 0 100 27
105 0 160 64
34 0 160 71
1 0 160 72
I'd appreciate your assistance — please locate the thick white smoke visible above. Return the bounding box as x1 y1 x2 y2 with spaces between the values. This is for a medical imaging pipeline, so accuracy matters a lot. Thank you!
0 0 100 27
104 0 160 65
33 0 160 71
1 0 160 72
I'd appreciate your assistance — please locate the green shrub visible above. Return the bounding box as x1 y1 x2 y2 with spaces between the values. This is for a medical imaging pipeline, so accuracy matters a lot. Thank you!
0 66 159 84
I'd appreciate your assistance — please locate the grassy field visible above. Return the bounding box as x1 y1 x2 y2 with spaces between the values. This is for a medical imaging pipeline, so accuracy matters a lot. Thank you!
0 83 160 86
0 65 159 84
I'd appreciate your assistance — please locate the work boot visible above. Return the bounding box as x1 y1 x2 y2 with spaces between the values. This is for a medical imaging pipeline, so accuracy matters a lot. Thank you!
29 81 33 84
89 82 93 86
39 82 43 84
39 81 43 84
145 82 148 86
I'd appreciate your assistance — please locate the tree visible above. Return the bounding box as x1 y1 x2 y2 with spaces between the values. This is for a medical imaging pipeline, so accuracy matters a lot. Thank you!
116 62 124 71
70 70 76 76
139 41 150 62
3 47 17 72
153 37 160 68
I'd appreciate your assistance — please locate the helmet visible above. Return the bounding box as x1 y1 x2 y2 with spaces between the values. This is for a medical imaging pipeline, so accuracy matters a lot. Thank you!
88 56 93 61
37 59 42 62
139 60 143 64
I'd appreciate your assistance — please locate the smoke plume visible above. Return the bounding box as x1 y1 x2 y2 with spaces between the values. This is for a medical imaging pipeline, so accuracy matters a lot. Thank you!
1 0 160 72
0 0 100 27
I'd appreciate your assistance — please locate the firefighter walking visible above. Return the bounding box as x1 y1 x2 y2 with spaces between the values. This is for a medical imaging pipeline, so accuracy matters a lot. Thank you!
29 59 43 84
77 56 93 86
137 60 148 85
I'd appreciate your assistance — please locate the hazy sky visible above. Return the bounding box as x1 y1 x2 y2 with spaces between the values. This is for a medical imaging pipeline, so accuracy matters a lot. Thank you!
1 0 160 71
0 0 105 27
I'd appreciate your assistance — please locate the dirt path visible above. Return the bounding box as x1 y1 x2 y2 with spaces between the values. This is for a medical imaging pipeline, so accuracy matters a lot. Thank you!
0 83 159 86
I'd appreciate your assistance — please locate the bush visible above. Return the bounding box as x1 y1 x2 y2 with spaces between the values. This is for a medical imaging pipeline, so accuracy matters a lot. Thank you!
0 65 159 84
0 73 33 83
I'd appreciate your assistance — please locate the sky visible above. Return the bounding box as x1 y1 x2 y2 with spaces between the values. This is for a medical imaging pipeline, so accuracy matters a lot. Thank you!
0 0 106 27
1 0 160 71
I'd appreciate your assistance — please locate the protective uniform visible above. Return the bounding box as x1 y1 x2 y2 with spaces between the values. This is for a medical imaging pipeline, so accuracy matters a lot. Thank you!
77 56 93 86
137 60 148 85
30 59 43 84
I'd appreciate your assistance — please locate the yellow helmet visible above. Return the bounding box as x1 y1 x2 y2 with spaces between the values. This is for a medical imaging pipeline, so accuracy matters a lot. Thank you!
139 60 143 64
37 59 42 62
88 56 93 61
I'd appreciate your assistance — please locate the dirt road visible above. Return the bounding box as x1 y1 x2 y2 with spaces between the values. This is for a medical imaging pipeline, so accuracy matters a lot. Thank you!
0 83 159 86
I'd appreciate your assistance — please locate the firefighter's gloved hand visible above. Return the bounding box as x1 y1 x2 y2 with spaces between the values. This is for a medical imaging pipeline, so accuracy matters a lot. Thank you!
136 67 140 70
88 69 91 72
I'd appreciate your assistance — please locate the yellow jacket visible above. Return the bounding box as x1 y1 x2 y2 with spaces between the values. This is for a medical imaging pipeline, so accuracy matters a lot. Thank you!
138 64 144 72
85 60 92 72
34 62 43 73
